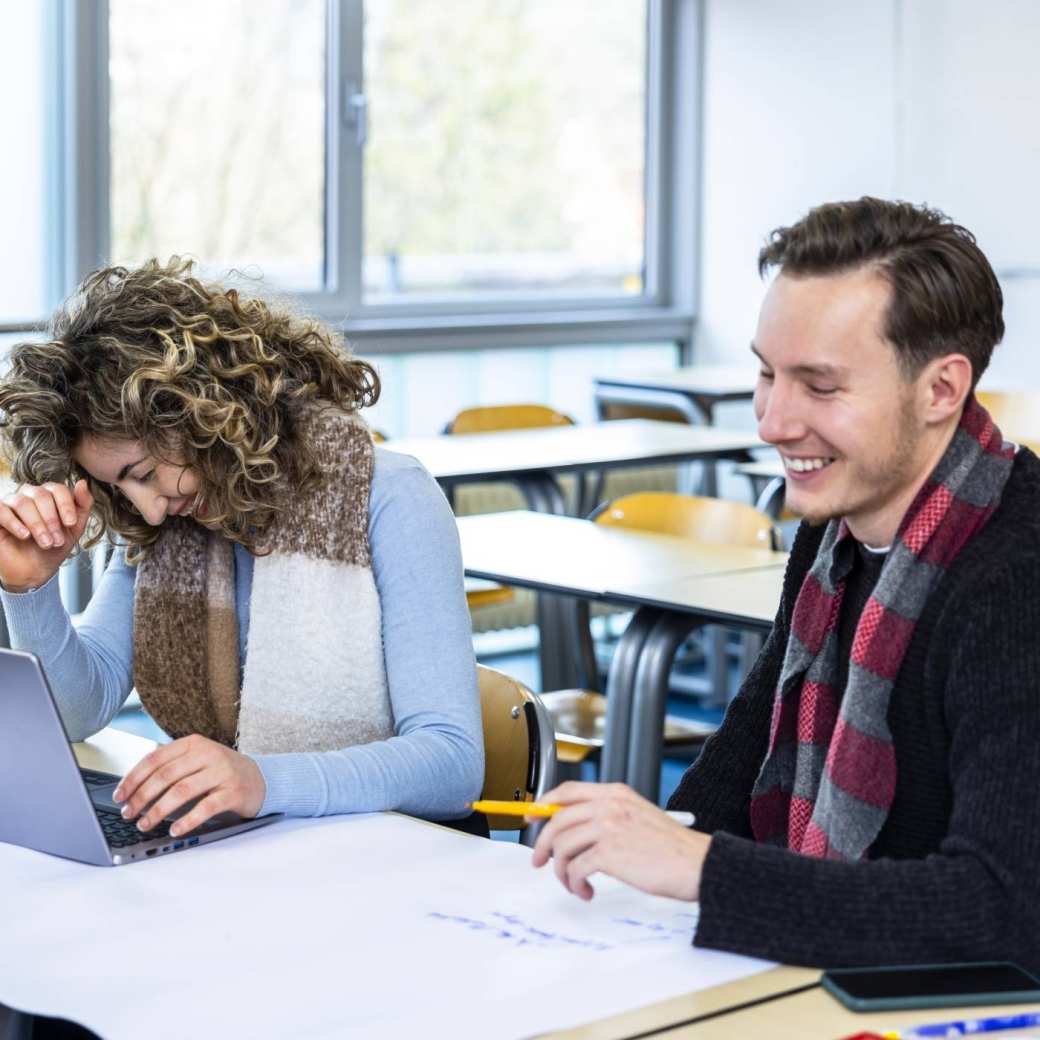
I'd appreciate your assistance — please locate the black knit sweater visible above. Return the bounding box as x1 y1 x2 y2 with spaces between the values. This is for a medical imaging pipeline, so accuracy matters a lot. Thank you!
668 448 1040 971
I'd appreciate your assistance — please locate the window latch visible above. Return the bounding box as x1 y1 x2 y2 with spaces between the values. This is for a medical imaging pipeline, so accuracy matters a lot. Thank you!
342 79 368 147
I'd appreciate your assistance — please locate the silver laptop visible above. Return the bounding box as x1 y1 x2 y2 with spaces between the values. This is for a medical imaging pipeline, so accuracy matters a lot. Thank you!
0 648 281 866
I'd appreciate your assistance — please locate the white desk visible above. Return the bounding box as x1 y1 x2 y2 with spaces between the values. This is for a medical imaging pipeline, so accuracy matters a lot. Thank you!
458 511 782 600
8 733 1028 1040
594 366 759 425
0 728 780 1040
73 725 158 774
388 420 764 690
386 419 763 502
457 511 787 799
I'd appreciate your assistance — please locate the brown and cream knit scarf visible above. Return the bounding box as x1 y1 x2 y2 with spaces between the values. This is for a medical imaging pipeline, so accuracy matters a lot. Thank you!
749 396 1015 861
132 405 393 755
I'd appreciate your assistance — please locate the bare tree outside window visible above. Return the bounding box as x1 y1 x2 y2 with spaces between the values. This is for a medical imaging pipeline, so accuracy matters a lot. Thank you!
109 0 325 290
107 0 648 307
363 0 647 302
0 4 47 323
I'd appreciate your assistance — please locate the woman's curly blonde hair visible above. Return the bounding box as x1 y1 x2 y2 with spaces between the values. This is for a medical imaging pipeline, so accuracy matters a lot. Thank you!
0 257 380 560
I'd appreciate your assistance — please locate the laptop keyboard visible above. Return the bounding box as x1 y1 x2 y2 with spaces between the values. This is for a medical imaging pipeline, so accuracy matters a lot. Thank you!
81 768 168 848
97 811 168 848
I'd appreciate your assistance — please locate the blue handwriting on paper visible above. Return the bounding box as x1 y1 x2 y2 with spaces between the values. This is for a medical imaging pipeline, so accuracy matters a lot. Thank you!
427 909 699 951
428 911 612 950
608 911 700 943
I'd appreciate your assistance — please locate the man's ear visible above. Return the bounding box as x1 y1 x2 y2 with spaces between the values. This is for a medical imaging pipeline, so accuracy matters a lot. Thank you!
919 353 973 424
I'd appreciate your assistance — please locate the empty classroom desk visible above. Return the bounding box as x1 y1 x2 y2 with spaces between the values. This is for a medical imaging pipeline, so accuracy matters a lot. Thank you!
456 511 786 799
594 366 758 425
388 420 764 689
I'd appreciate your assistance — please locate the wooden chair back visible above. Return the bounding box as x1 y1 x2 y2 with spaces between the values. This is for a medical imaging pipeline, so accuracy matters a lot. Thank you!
593 491 781 550
598 402 688 424
478 665 557 832
448 404 574 610
447 404 574 435
976 390 1040 453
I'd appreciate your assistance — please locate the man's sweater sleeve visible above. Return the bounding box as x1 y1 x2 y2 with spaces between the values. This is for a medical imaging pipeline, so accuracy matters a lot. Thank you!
690 561 1040 969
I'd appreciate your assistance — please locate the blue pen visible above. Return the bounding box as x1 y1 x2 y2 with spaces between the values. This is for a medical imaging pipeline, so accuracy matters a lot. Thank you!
897 1011 1040 1037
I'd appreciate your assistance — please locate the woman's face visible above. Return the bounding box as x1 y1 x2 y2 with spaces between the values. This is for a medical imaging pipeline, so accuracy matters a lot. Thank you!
73 436 203 526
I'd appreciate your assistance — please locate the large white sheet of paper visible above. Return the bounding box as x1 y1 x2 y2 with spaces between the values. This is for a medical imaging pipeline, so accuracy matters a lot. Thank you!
0 814 774 1038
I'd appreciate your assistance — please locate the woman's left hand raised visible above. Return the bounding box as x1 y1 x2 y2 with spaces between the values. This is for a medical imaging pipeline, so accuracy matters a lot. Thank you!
113 734 267 837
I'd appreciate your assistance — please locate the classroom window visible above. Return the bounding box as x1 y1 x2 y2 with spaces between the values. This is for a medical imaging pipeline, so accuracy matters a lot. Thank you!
0 5 49 325
361 0 648 305
108 0 326 291
8 0 697 352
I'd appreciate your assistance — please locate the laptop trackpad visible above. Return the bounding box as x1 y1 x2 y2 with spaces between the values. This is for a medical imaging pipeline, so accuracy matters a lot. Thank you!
88 781 123 814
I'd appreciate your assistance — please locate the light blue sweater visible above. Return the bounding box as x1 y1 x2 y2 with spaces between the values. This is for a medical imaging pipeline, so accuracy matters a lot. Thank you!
0 448 484 820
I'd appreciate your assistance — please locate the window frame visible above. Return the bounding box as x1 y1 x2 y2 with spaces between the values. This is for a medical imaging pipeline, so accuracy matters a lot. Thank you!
10 0 702 358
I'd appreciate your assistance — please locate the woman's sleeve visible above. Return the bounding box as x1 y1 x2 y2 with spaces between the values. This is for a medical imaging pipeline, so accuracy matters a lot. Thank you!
249 453 484 818
0 548 136 740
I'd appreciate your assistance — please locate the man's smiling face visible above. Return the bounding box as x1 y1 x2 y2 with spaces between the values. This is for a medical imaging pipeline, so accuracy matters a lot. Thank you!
752 267 931 543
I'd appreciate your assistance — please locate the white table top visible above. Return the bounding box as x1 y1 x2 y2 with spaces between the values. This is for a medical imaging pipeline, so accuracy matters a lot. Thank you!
8 733 780 1040
73 726 157 775
614 566 784 627
595 365 759 398
456 511 786 601
733 457 785 480
58 731 1033 1040
385 419 763 481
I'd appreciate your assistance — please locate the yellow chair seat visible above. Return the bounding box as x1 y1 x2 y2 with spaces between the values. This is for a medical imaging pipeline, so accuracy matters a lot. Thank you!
465 585 515 610
448 403 574 435
541 690 717 764
976 390 1040 454
545 493 779 764
594 491 781 549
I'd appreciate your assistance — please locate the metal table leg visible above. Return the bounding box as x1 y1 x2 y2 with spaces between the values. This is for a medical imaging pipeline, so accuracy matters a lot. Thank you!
0 1005 31 1040
515 474 581 691
708 625 730 707
599 607 661 783
626 612 705 801
754 476 787 520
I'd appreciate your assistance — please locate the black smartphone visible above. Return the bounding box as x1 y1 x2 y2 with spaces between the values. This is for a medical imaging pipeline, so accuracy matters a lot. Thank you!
822 961 1040 1012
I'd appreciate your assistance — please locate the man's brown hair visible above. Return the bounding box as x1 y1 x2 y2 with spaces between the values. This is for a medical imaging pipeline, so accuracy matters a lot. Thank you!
758 197 1003 386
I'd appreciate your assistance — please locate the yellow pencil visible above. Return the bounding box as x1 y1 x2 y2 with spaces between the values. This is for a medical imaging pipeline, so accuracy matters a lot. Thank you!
468 800 695 826
470 799 561 817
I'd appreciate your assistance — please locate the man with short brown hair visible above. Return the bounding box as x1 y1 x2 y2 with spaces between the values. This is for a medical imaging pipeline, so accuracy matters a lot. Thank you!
532 197 1040 971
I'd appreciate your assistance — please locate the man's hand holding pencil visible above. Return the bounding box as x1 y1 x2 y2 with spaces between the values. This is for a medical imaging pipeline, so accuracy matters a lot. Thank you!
514 781 712 902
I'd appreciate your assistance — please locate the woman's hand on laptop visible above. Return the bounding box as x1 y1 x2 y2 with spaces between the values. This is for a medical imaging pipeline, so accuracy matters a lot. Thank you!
112 733 266 836
0 479 93 592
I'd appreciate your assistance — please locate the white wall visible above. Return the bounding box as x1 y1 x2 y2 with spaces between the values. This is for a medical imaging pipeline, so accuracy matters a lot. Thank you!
695 0 1040 389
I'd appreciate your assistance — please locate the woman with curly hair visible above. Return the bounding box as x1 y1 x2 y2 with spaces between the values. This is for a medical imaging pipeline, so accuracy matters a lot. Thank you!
0 258 483 838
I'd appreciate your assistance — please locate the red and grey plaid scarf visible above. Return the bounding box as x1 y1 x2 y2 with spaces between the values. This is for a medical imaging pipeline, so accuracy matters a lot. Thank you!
749 396 1015 861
